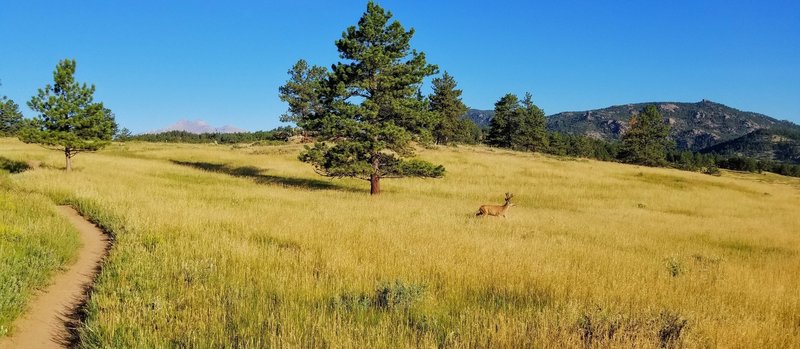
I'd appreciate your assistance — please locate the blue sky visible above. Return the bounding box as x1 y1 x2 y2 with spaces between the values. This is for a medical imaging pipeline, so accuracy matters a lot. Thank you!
1 0 798 133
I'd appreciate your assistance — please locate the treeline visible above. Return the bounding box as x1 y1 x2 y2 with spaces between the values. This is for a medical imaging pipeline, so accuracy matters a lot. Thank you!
664 150 797 176
469 92 620 161
544 132 620 161
122 127 296 144
716 156 800 177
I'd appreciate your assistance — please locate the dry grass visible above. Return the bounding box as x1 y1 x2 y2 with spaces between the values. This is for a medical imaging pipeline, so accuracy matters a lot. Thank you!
1 137 799 348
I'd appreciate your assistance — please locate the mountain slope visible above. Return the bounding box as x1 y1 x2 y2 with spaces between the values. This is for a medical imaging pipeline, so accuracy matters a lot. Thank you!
701 128 800 164
467 100 799 151
547 100 795 150
466 109 494 128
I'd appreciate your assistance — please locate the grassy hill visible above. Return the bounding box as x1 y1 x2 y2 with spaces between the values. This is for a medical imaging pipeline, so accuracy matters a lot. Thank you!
1 138 799 347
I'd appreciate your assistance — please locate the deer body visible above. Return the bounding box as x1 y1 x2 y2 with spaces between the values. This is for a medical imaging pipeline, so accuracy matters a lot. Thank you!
476 193 514 218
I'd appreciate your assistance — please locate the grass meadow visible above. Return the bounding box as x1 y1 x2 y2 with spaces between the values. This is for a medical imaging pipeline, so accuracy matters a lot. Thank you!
1 137 799 348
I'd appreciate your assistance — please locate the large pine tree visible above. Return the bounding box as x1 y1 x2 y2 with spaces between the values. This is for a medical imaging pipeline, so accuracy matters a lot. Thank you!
285 2 444 195
19 59 116 171
619 105 672 166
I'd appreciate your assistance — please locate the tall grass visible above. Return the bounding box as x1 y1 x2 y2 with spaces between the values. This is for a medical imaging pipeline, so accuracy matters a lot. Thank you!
0 169 80 337
2 138 799 347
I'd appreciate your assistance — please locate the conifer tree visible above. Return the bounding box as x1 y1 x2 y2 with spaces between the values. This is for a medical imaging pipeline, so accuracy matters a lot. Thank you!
19 59 116 171
0 95 23 136
486 93 519 148
430 72 469 145
278 59 329 125
285 2 444 195
487 92 549 151
512 92 548 152
619 105 672 166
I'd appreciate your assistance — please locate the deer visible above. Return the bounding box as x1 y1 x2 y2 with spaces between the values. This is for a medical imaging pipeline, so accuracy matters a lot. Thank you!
476 193 515 218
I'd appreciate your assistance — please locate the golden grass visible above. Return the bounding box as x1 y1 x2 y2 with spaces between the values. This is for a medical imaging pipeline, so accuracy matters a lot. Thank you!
1 137 799 348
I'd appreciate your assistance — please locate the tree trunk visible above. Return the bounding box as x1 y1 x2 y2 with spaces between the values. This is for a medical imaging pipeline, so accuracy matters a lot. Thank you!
65 148 72 171
370 173 380 195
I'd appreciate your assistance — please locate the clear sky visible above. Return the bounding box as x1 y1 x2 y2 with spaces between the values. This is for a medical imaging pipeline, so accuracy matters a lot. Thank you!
1 1 798 133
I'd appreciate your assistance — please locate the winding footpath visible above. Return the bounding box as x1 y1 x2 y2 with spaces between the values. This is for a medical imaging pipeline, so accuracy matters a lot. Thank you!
0 206 110 348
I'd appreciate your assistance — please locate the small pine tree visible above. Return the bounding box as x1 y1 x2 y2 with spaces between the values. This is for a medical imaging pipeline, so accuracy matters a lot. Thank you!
0 95 24 136
278 59 329 126
19 59 116 171
619 105 672 166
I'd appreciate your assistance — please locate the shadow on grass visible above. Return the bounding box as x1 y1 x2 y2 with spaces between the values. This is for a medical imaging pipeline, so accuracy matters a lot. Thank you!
0 156 31 173
170 160 358 192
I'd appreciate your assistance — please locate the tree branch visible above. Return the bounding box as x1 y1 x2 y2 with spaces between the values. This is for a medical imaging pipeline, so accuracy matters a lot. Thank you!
311 167 329 177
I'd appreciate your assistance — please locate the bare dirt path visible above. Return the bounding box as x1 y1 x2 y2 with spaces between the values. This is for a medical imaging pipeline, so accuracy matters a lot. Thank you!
0 206 110 349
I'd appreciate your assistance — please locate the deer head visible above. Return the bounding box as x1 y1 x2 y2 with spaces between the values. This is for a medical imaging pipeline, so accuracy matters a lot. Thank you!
504 192 514 206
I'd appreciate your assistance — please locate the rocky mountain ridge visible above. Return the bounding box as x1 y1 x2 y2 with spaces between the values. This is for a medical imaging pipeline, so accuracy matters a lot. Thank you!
466 100 799 152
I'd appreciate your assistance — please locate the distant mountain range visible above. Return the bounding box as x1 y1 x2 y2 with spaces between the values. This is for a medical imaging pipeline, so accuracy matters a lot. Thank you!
545 100 798 150
150 119 246 134
466 100 800 161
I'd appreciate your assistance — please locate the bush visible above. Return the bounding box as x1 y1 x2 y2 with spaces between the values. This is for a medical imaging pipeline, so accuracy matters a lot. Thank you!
703 166 721 176
329 280 426 313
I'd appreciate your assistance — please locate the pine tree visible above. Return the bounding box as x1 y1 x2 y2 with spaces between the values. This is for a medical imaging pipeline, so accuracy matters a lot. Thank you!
430 72 469 145
512 92 548 152
278 59 329 126
486 93 519 148
19 59 116 171
619 105 672 166
288 2 443 195
0 95 24 136
486 92 548 152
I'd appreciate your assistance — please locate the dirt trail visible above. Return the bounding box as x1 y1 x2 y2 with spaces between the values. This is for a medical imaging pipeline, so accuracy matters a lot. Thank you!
0 206 110 349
